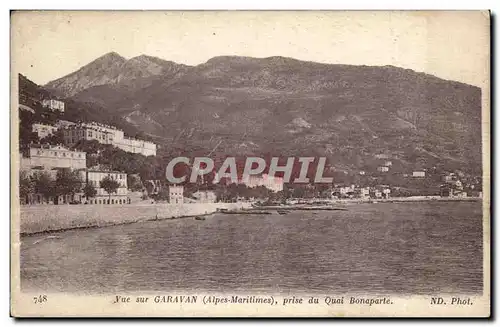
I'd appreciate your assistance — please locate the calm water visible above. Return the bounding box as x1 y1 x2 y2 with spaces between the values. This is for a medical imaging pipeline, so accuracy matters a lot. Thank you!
20 202 483 295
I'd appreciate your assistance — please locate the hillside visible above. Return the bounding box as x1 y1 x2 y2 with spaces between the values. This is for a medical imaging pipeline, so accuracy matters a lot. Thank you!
18 73 145 141
44 53 483 177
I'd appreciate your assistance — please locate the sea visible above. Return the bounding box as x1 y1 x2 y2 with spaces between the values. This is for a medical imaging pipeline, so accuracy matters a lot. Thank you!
20 201 484 295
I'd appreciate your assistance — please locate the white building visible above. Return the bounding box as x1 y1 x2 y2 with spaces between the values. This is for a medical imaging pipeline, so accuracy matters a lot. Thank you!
42 99 65 112
62 121 157 156
360 187 370 199
83 169 129 205
32 123 58 139
240 174 284 193
21 145 86 171
412 171 426 178
169 185 184 204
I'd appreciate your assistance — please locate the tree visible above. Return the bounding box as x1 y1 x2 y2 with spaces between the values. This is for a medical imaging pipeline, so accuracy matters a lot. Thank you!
19 171 34 204
83 183 97 199
55 169 83 202
19 126 39 147
127 174 144 192
40 131 64 146
32 171 55 202
100 175 120 202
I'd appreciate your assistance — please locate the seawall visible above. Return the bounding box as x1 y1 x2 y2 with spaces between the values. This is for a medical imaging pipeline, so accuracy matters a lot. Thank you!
18 202 251 235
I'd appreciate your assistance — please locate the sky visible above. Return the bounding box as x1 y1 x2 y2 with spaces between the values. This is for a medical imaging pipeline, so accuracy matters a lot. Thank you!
11 11 489 88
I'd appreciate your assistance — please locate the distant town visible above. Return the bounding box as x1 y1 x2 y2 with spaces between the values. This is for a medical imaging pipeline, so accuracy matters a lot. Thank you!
18 74 483 207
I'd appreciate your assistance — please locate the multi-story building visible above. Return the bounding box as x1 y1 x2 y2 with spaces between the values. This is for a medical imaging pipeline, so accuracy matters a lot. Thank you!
360 187 370 199
192 190 217 203
443 173 456 183
63 122 115 146
20 145 87 205
83 169 129 205
412 171 426 178
42 99 65 112
62 122 157 156
21 145 86 171
116 137 157 156
239 174 284 193
169 185 184 204
32 123 58 139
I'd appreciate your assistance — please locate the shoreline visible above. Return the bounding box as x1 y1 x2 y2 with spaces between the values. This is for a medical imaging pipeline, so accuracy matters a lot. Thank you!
19 211 216 237
333 196 481 204
18 202 250 236
18 197 481 236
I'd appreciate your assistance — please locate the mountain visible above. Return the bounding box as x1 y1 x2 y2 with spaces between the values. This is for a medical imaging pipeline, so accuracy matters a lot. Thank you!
45 52 190 107
44 53 483 176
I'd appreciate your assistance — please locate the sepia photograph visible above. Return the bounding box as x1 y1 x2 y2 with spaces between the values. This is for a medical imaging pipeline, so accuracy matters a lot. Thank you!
10 10 490 317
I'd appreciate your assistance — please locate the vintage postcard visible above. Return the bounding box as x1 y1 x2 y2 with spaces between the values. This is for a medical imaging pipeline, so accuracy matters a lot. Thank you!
10 10 490 317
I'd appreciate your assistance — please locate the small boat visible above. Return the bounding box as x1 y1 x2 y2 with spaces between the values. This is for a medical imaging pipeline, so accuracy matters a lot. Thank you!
194 216 206 221
277 210 289 215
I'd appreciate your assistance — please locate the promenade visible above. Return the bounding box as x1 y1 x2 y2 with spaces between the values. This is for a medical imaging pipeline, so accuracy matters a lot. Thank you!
18 202 251 235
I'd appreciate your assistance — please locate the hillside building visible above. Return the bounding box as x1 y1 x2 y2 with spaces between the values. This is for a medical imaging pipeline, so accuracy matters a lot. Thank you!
62 121 157 156
42 99 65 112
239 174 284 193
20 145 86 171
32 123 58 139
412 171 426 178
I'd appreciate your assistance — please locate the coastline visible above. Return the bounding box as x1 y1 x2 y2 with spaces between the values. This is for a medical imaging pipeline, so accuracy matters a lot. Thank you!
330 196 482 204
18 196 481 236
18 202 251 236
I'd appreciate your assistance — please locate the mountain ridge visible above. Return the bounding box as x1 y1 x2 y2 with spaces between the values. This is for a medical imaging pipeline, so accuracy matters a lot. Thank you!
43 52 483 176
45 52 191 98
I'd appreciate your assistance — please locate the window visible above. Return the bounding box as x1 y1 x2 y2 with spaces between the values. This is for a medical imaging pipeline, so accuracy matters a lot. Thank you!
63 153 66 157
